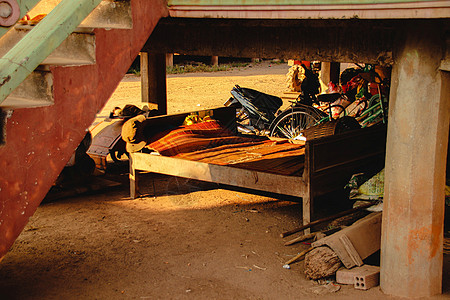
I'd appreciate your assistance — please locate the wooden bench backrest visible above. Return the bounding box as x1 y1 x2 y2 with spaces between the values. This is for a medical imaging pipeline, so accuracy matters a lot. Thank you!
142 106 236 133
305 124 387 197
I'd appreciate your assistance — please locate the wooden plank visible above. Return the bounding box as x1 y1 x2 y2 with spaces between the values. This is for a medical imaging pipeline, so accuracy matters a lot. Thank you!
131 152 306 197
167 2 450 19
306 126 386 198
167 0 442 5
280 201 375 238
284 232 316 246
308 125 387 174
145 18 395 64
310 156 384 198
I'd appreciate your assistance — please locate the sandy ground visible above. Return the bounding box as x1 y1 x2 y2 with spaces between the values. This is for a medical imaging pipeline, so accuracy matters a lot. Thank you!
0 61 448 299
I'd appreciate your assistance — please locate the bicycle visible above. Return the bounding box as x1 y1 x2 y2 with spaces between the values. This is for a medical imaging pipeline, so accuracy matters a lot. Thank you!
355 71 389 127
226 65 337 139
268 64 390 139
225 85 283 135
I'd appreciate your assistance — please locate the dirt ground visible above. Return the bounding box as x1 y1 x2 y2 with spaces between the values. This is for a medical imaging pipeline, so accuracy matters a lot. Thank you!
99 61 293 118
0 61 448 299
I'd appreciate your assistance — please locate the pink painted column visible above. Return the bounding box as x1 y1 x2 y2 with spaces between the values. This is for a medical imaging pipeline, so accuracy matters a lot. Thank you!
0 0 168 260
381 22 450 297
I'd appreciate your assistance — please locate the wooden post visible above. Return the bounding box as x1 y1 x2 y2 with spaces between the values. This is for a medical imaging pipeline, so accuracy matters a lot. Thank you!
166 53 174 67
380 22 449 297
211 55 219 66
140 51 167 115
303 141 313 234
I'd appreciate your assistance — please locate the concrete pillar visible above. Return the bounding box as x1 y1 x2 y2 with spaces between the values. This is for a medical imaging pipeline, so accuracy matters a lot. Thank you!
140 52 167 115
380 22 449 297
320 62 340 86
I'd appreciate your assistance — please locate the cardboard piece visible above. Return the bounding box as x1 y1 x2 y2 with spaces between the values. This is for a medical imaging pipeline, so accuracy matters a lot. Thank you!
312 212 382 268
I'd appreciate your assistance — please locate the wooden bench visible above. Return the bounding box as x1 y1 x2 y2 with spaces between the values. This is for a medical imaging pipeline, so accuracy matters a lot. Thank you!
128 106 386 226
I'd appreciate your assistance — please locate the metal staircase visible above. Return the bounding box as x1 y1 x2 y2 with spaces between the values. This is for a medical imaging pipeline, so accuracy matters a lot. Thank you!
0 0 134 108
0 0 168 259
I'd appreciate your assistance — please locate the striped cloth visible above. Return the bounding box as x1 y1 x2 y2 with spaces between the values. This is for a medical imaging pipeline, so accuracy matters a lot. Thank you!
146 120 267 156
145 120 306 176
176 140 306 176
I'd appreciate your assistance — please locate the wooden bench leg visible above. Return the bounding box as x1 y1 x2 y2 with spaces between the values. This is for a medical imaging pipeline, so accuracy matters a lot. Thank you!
303 194 312 235
129 155 138 199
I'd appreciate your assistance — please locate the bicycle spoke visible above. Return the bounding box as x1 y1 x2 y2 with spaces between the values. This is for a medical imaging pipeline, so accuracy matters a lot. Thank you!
269 108 324 139
278 126 293 139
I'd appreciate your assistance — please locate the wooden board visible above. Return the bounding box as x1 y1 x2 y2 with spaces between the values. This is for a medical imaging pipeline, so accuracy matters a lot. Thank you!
167 1 450 19
307 125 387 198
131 153 306 197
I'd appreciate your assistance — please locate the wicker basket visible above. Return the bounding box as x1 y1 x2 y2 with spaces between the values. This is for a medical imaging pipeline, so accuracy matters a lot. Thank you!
302 116 361 140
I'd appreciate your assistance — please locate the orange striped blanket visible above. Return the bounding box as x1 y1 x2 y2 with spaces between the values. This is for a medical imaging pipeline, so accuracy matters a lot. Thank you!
145 120 306 176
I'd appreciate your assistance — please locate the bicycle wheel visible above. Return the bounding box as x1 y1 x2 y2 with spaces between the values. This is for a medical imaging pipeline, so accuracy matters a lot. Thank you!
269 106 326 139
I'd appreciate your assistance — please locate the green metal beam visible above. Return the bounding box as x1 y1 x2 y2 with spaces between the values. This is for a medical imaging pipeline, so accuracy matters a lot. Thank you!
0 0 41 40
0 0 102 105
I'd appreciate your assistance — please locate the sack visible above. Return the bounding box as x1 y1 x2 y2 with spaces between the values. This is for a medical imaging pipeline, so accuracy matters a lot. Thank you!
349 169 385 201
